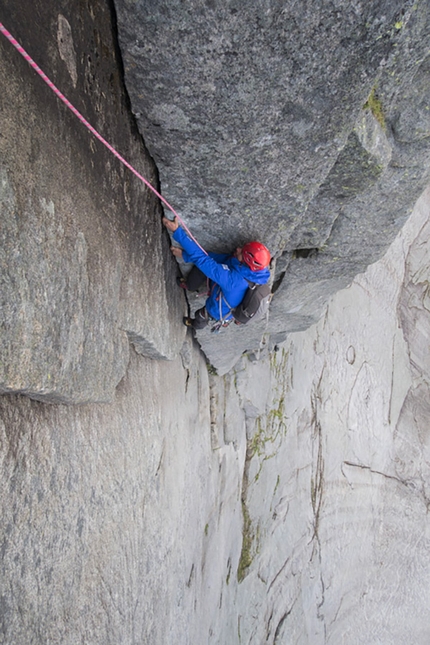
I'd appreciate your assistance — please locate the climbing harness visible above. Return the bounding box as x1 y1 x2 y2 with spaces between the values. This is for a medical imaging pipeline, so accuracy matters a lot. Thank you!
0 21 207 255
209 287 233 333
210 320 232 334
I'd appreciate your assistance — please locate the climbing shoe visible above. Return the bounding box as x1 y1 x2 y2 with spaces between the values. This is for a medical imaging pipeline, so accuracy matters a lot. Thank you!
183 317 193 327
176 277 188 290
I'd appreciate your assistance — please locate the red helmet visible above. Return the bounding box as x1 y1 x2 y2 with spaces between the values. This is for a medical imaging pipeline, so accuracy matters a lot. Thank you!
242 242 271 271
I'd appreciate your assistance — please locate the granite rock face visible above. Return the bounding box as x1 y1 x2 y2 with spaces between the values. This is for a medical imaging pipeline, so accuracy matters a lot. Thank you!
1 185 430 644
0 345 228 645
226 187 430 644
2 2 430 643
0 0 186 403
114 0 430 372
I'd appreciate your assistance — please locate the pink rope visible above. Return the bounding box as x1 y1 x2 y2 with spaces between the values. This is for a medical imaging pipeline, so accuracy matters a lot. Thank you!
0 21 207 254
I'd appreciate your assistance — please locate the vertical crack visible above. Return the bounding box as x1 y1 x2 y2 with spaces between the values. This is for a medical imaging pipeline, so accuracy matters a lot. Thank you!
310 375 327 641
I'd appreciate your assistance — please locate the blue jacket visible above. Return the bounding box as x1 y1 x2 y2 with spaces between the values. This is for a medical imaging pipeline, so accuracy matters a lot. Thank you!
173 227 271 321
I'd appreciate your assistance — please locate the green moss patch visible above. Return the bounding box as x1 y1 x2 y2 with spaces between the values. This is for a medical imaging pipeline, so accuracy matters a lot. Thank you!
363 87 386 130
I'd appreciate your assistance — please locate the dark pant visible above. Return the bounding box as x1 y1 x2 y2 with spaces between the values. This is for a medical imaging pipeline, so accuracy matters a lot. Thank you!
192 306 210 329
184 267 211 329
184 265 207 292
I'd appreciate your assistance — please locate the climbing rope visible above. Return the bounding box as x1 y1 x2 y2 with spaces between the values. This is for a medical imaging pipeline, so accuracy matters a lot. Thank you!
0 21 207 254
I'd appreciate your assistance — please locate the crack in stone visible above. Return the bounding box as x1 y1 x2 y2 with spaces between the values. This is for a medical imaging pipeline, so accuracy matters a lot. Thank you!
272 599 297 645
267 557 291 593
308 373 328 641
310 377 325 546
343 460 430 510
344 460 409 484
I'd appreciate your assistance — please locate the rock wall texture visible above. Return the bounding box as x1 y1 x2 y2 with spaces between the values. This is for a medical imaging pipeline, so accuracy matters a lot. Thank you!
227 186 430 644
2 1 430 644
1 184 430 644
0 0 186 403
114 0 430 372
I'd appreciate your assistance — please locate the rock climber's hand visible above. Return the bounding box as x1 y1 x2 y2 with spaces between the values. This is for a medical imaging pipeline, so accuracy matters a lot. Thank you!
170 246 183 260
162 216 179 232
163 217 182 258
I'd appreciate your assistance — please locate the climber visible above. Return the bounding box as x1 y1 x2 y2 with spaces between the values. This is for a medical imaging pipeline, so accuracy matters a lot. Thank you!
162 216 271 329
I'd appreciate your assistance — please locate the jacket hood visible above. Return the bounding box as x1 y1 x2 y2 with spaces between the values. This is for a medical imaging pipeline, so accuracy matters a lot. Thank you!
231 258 271 284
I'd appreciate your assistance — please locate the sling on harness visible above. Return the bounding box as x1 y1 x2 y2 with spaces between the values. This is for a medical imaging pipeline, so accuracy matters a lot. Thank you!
210 289 234 333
